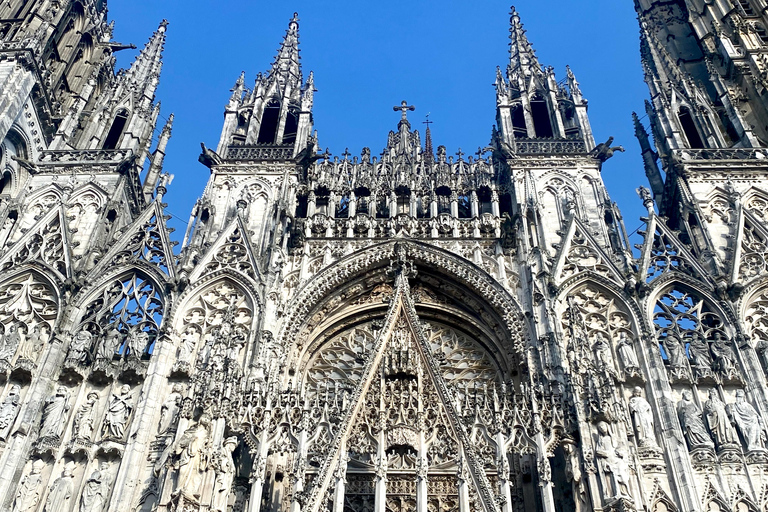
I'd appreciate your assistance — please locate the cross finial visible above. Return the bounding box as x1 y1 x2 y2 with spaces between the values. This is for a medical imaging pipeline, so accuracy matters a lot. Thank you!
423 113 433 128
456 148 464 160
393 100 415 121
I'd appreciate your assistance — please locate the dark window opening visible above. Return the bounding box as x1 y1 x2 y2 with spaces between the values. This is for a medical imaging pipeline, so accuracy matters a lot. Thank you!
512 105 527 138
0 171 10 195
416 197 430 218
103 109 129 149
499 193 513 216
458 194 471 218
679 107 705 149
688 212 699 227
757 24 768 44
531 99 554 138
477 187 493 215
397 195 410 215
739 0 756 16
357 197 369 215
295 195 308 218
437 195 451 215
283 110 299 145
336 196 350 218
106 209 117 223
257 103 280 144
315 195 329 216
376 197 389 218
604 210 614 224
200 208 210 224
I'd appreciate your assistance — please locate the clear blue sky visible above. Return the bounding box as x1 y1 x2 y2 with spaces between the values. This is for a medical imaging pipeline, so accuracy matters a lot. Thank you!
108 0 651 243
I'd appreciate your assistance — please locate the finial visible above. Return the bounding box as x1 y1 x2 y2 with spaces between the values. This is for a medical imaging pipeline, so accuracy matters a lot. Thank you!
159 19 169 30
394 100 415 121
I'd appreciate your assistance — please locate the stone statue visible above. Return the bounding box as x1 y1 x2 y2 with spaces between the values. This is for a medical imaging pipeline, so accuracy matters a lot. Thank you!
172 414 212 500
13 459 46 512
563 441 586 510
40 386 70 440
158 383 183 435
687 332 713 370
594 421 630 499
68 329 92 365
78 462 111 512
96 327 122 361
592 332 614 371
103 384 132 440
44 463 75 512
73 391 99 442
662 333 686 368
212 436 238 512
710 332 738 380
616 333 639 373
628 387 659 450
0 383 21 440
126 330 149 359
677 390 714 450
18 325 44 362
0 323 21 361
177 326 199 364
703 388 739 449
590 136 625 163
727 389 766 452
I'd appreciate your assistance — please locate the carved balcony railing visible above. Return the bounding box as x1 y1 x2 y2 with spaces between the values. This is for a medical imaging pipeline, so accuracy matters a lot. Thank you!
225 144 295 161
674 147 768 162
513 138 587 155
39 149 133 165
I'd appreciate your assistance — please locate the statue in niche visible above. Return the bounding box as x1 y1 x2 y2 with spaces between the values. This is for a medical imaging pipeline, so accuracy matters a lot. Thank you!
687 332 713 371
67 329 92 365
73 391 99 442
158 383 184 435
18 324 44 362
616 332 640 375
12 459 45 512
171 414 212 501
0 383 21 440
126 329 149 360
96 327 122 362
703 389 739 450
628 387 660 450
177 326 199 365
709 332 738 380
212 436 238 512
0 323 21 361
727 389 767 452
592 332 614 371
43 462 75 512
662 333 686 368
40 385 70 440
102 384 132 440
677 390 714 450
78 462 112 512
563 441 587 510
594 421 631 500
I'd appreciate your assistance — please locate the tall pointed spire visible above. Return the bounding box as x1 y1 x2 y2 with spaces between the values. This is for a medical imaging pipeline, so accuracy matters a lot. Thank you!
125 19 168 103
423 115 434 164
269 12 302 86
508 6 542 82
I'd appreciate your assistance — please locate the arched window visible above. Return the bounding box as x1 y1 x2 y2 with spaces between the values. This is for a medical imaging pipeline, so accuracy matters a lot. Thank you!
395 186 410 215
355 187 371 216
336 194 350 218
477 186 493 215
679 107 705 149
103 109 129 149
257 100 280 144
531 97 554 138
457 193 471 218
511 104 527 138
283 109 299 144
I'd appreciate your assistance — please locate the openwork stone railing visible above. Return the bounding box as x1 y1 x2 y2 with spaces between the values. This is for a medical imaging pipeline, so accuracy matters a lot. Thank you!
674 147 768 161
225 145 295 161
39 149 133 164
514 138 587 155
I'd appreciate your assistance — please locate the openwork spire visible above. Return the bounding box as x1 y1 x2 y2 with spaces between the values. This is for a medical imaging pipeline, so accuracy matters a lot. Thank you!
269 12 302 86
125 19 168 97
508 6 541 81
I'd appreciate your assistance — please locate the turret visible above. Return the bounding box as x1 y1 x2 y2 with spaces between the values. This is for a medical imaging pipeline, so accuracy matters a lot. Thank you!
143 113 174 201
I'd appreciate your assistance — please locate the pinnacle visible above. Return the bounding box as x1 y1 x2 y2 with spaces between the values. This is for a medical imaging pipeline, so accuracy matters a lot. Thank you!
508 5 541 80
269 12 302 84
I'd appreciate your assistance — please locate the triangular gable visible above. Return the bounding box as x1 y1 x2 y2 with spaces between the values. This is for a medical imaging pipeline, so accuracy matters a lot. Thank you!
189 215 262 283
0 206 73 280
731 207 768 286
301 270 501 512
551 217 624 286
637 213 712 285
92 200 177 278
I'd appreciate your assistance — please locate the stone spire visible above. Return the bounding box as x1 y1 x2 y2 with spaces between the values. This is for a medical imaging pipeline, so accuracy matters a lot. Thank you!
423 116 434 164
143 113 174 201
269 12 302 88
124 19 168 108
507 6 542 83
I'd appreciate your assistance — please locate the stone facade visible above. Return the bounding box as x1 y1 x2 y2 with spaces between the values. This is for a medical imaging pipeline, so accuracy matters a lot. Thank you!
0 1 767 512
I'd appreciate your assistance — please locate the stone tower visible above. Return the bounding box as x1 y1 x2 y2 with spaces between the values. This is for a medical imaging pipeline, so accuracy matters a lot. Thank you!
0 2 766 512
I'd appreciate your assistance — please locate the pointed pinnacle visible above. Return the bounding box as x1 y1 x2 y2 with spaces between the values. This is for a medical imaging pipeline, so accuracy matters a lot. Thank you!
508 6 541 79
269 12 302 84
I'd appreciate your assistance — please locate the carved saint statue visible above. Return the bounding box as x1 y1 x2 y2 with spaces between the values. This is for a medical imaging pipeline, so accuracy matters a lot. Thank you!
13 459 45 512
102 384 132 440
158 384 183 435
44 463 75 512
594 421 630 499
18 325 44 362
78 462 111 512
592 332 614 371
709 332 738 380
40 386 70 440
68 330 92 365
662 334 685 368
172 414 212 500
0 323 21 361
0 384 21 440
727 389 766 452
126 330 149 360
177 326 199 364
703 388 739 449
628 387 660 450
687 332 713 370
73 392 99 442
96 328 122 362
677 390 714 450
212 436 238 512
563 441 586 511
616 332 639 373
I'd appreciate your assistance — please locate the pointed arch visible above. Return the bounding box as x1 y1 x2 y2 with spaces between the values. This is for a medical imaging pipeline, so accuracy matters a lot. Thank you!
102 108 130 150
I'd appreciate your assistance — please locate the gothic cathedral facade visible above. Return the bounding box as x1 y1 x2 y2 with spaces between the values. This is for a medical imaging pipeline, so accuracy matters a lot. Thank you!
0 1 767 512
